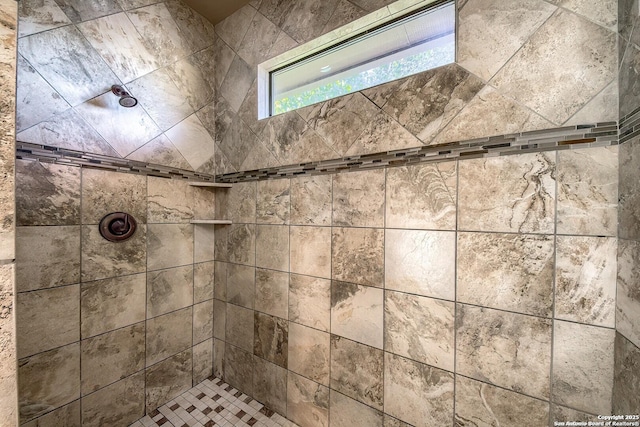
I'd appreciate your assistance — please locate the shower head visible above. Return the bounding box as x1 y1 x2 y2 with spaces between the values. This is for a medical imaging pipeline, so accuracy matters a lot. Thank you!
111 85 138 108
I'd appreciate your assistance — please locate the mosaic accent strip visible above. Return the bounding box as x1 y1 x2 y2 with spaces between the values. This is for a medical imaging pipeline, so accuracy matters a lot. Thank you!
16 122 621 183
620 105 640 144
130 377 298 427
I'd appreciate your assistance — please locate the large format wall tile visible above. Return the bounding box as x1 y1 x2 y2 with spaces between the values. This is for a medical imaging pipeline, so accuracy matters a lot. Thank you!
227 263 255 309
252 357 287 415
147 223 193 271
458 152 556 233
290 226 331 279
288 322 330 386
455 376 549 426
254 312 288 368
214 4 256 51
18 343 80 424
329 390 383 427
18 0 71 38
384 291 454 372
164 114 215 172
552 321 614 414
332 228 384 288
332 170 384 228
0 263 16 426
81 168 146 225
331 281 383 349
619 138 640 240
20 400 80 427
289 274 330 332
257 179 290 225
255 268 289 319
290 175 332 226
457 232 554 317
617 239 640 348
193 339 213 383
225 304 254 352
16 284 80 358
456 304 552 399
81 371 144 427
227 224 256 266
145 349 192 412
385 229 455 300
146 265 193 318
613 333 640 414
256 225 289 271
224 344 254 395
557 147 618 236
384 352 454 427
15 226 80 292
385 162 456 230
619 43 640 118
146 307 192 366
287 373 329 427
82 224 147 282
556 236 617 327
193 300 213 344
194 262 213 304
163 0 215 53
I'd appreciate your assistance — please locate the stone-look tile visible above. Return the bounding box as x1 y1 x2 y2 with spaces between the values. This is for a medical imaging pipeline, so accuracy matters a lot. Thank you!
287 373 329 427
257 179 290 225
253 357 287 415
194 225 215 263
193 339 213 384
288 322 330 386
16 284 79 358
193 300 213 345
81 224 147 282
345 111 421 156
431 85 553 145
82 168 147 225
332 228 384 288
237 11 279 67
617 140 640 240
126 3 192 67
146 307 192 366
127 69 193 132
553 321 614 414
290 175 332 226
385 229 455 301
619 44 640 118
213 340 225 378
226 304 254 352
455 376 550 426
148 177 214 224
332 170 384 227
52 0 121 22
219 55 255 113
15 226 80 292
145 348 192 412
18 343 80 424
15 55 70 132
458 152 556 233
255 269 289 319
259 111 323 165
456 304 552 399
457 0 556 81
163 0 215 53
213 300 226 340
75 90 161 157
77 13 157 83
550 0 617 31
565 79 618 125
81 371 144 427
383 415 412 427
215 4 256 51
167 55 214 111
556 236 617 327
227 263 255 309
362 64 484 144
618 239 640 348
254 312 288 368
613 332 640 414
491 10 616 124
227 224 256 266
385 291 455 372
258 0 294 28
212 38 235 92
557 146 618 236
21 400 80 427
331 281 383 349
299 93 380 156
214 225 229 263
147 224 193 271
18 0 72 38
224 344 254 395
194 261 214 304
164 114 215 172
457 232 554 317
0 264 16 427
386 161 456 230
289 274 330 332
237 80 266 136
15 160 80 226
18 25 119 106
80 273 146 338
551 405 595 424
80 323 145 395
126 135 191 170
266 29 299 60
147 266 193 319
256 226 289 272
281 0 340 43
384 352 454 427
330 336 383 410
222 182 256 224
329 390 383 427
214 261 227 301
290 226 331 279
321 0 368 34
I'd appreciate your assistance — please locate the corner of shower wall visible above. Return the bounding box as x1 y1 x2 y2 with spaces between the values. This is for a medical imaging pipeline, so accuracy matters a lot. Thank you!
614 0 640 414
0 0 19 425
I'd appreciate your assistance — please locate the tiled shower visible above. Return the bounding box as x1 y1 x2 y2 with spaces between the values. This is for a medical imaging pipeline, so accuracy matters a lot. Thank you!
0 0 639 426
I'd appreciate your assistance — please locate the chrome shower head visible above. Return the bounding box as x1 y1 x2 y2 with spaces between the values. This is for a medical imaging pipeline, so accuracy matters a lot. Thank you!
111 85 138 108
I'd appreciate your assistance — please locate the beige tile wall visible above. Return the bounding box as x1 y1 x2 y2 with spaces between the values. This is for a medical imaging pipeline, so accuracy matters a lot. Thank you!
214 146 621 426
14 163 216 426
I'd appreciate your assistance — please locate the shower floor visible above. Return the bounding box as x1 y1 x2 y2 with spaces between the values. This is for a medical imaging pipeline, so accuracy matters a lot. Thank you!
129 377 299 427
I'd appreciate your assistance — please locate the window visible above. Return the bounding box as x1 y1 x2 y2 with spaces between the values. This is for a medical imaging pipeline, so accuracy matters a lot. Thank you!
260 0 455 118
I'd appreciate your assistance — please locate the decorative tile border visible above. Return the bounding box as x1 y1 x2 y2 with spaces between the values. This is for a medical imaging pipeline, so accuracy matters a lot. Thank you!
620 105 640 144
16 121 621 183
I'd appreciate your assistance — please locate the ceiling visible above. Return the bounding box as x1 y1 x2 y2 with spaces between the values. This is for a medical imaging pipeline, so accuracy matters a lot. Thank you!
181 0 252 25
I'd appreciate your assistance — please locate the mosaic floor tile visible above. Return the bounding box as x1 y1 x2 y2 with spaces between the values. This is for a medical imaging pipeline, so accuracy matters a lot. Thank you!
129 377 299 427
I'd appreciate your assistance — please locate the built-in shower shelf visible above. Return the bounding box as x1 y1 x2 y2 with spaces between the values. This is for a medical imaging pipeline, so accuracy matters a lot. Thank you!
190 219 232 225
188 182 233 188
